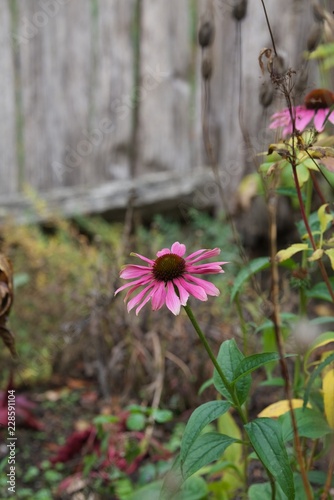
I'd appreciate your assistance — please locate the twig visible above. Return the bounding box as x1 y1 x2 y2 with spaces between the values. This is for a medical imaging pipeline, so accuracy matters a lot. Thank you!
267 188 313 499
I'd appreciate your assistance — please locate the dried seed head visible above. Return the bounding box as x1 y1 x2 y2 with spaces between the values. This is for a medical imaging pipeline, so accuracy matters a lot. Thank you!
201 53 213 80
198 19 215 48
294 65 309 94
271 54 286 77
307 22 323 51
259 81 274 108
232 0 247 21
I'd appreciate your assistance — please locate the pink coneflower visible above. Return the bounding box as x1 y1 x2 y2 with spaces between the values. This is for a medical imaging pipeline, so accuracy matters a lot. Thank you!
270 89 334 137
269 105 334 137
115 242 227 315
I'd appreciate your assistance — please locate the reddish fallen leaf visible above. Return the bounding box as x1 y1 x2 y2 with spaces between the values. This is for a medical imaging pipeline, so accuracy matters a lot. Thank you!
57 473 89 494
0 375 44 430
50 428 97 464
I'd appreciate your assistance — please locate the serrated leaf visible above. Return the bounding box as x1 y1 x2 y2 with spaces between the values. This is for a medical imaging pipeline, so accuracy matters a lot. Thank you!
323 369 334 429
231 257 270 302
276 243 308 263
180 401 231 463
213 339 251 405
232 352 280 382
181 433 237 479
280 407 332 441
325 249 334 270
245 418 294 499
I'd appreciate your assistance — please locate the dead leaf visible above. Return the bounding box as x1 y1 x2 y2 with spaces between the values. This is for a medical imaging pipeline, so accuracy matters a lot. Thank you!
0 254 15 356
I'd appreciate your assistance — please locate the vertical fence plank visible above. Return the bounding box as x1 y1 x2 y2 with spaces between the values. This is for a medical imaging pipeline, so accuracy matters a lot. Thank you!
91 0 136 184
137 0 194 177
18 0 92 191
0 2 17 195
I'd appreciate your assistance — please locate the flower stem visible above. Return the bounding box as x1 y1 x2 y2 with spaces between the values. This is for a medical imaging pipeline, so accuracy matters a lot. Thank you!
183 304 247 424
235 293 248 355
292 165 334 303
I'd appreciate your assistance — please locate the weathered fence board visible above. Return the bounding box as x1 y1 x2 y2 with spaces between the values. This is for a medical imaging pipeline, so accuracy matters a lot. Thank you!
19 0 92 190
0 2 17 195
0 0 323 220
137 0 195 176
92 0 136 183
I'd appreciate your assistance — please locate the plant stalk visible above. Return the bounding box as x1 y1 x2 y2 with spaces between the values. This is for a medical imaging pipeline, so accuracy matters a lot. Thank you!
292 165 334 303
183 304 247 425
267 190 313 499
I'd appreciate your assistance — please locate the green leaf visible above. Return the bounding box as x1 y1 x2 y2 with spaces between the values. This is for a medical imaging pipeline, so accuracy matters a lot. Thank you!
276 243 309 263
279 407 333 441
249 474 305 500
318 203 332 234
126 413 146 431
259 377 285 387
325 248 334 270
304 331 334 371
213 339 251 405
181 432 237 479
151 409 173 423
231 257 270 302
306 278 334 302
178 476 209 500
304 351 334 408
198 377 213 395
296 163 310 187
310 316 334 326
233 352 280 382
180 401 231 463
245 418 294 499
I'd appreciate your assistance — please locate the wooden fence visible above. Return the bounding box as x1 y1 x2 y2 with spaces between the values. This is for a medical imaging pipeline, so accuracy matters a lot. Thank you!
0 0 320 221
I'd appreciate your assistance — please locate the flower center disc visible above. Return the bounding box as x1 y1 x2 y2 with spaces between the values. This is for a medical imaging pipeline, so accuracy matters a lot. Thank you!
153 253 186 282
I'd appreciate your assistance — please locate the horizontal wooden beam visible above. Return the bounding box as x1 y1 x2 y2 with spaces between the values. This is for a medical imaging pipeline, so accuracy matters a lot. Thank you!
0 168 217 224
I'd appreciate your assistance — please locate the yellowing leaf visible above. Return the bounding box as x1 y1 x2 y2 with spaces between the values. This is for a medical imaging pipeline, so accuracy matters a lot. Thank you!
325 249 334 270
323 370 334 429
258 399 309 418
318 204 332 234
304 331 334 373
308 248 324 261
276 243 309 262
296 163 310 187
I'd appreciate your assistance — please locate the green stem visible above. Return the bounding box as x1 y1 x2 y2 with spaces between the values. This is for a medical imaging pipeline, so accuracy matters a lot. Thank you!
183 304 247 425
268 470 276 500
293 354 301 397
299 177 313 315
235 293 248 355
